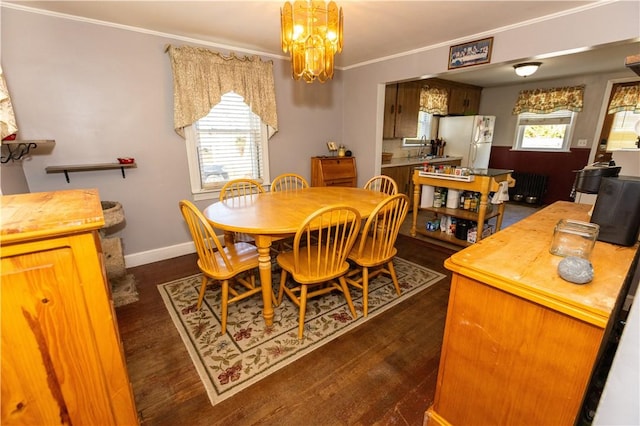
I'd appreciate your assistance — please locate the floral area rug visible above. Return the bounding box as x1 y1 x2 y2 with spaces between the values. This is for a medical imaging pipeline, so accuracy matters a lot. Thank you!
157 257 445 406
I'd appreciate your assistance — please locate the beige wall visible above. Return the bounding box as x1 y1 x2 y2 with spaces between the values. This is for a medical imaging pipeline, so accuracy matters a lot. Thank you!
1 1 639 265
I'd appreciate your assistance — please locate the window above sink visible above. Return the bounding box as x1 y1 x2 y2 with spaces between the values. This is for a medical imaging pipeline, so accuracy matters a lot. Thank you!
403 112 438 146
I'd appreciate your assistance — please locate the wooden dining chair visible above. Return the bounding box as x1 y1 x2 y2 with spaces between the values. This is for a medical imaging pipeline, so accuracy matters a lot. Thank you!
219 178 266 244
345 193 409 317
364 175 398 195
219 178 265 200
179 200 262 335
271 173 309 192
276 205 362 340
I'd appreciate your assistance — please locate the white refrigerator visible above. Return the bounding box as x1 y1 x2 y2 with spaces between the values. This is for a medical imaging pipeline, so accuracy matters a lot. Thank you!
438 115 495 170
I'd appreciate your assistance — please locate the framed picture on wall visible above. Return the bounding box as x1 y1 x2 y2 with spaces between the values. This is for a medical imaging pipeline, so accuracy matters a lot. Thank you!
448 37 493 69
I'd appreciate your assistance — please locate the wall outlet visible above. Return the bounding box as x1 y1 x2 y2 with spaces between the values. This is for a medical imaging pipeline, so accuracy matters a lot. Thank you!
577 139 588 147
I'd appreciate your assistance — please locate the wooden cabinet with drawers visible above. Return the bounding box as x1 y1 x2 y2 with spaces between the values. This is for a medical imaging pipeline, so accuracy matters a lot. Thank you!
1 189 138 426
311 156 357 187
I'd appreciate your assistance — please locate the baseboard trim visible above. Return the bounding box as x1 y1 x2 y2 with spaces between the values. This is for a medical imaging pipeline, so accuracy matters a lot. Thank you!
124 241 196 267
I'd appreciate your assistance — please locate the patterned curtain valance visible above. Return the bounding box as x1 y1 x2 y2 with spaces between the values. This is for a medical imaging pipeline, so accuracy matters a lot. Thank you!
420 86 449 115
512 85 585 115
607 82 640 114
0 66 18 140
166 45 278 138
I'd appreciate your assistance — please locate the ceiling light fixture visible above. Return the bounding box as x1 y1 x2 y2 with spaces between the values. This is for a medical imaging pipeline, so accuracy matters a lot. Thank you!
513 62 542 77
281 1 343 83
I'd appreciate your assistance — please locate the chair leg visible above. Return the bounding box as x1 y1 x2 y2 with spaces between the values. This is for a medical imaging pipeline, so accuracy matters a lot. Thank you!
298 285 308 340
388 260 401 295
339 276 357 319
197 275 209 309
221 279 229 334
362 267 369 317
276 269 288 306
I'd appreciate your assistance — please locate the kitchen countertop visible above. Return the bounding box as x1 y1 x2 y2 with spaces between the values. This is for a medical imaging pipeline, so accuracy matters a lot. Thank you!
381 155 462 168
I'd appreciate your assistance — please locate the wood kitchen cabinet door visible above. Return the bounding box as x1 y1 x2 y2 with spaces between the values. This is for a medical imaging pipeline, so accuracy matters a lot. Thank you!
2 239 115 424
448 85 481 115
383 82 420 139
382 166 410 196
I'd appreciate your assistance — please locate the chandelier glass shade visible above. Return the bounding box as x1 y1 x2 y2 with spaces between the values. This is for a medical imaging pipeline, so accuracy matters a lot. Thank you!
281 1 343 83
513 62 542 77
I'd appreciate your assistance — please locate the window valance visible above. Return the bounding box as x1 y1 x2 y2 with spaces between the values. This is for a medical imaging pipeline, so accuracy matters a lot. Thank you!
0 66 18 140
607 82 640 114
420 86 449 115
166 45 278 138
512 85 585 115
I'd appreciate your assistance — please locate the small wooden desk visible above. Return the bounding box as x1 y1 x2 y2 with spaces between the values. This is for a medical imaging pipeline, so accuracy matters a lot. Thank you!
203 187 389 327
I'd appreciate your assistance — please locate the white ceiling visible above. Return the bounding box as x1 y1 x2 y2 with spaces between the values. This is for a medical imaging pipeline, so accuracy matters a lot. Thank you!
4 1 639 87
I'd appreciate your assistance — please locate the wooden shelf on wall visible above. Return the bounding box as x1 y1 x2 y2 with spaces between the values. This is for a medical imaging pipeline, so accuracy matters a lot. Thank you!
45 162 137 183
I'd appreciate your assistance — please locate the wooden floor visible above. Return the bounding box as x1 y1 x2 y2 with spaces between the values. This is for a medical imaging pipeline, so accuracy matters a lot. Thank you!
117 234 456 426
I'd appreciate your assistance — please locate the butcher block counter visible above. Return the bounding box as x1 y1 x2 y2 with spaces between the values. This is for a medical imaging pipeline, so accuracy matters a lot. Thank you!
425 201 638 426
1 189 138 425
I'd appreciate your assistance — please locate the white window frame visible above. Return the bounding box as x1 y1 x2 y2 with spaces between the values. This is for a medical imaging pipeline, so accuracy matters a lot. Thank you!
403 111 436 146
184 94 270 201
512 110 577 152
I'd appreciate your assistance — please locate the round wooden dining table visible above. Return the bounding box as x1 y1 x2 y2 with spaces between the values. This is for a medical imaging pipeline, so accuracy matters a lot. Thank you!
203 186 390 327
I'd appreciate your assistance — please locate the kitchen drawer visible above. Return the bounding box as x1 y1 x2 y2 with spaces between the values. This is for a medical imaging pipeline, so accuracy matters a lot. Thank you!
324 178 356 187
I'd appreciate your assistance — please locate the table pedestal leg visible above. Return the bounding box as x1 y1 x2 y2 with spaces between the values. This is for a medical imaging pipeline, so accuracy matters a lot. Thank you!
254 235 274 327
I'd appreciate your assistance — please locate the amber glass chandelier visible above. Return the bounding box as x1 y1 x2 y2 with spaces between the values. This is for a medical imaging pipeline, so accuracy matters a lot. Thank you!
281 1 343 83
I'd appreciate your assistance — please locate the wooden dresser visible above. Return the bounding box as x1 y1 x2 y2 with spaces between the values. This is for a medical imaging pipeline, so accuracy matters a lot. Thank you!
425 201 638 426
311 156 357 187
1 189 138 425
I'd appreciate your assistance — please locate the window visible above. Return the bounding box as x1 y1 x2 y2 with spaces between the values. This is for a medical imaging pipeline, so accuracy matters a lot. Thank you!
185 92 270 200
402 111 435 146
607 110 640 150
417 111 434 139
513 110 576 151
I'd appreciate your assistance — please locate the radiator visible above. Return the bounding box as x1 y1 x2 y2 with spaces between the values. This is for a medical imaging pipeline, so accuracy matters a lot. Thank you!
509 172 548 204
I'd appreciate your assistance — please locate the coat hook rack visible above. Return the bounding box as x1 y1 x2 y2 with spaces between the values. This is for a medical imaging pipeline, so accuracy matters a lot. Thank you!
1 142 38 163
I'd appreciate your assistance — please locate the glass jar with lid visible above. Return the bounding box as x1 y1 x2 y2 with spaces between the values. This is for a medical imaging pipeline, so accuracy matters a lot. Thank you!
549 219 600 259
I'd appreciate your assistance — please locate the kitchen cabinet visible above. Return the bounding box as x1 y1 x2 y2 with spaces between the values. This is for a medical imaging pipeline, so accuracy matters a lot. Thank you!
311 156 357 187
382 165 412 197
448 84 482 115
411 168 511 246
424 201 638 426
383 82 421 139
422 78 482 116
1 189 139 426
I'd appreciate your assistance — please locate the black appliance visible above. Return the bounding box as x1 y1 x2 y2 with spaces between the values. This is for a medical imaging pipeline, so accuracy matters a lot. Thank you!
590 176 640 246
574 163 621 194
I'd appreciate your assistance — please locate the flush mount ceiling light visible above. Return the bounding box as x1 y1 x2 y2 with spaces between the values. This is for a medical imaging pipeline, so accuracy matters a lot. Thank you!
513 62 542 77
281 1 343 83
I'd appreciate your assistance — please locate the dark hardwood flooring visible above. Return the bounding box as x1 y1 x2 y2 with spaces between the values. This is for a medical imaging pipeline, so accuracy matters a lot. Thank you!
117 234 456 426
